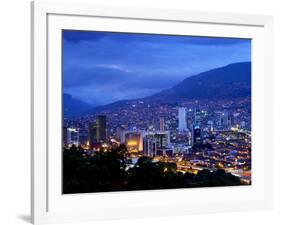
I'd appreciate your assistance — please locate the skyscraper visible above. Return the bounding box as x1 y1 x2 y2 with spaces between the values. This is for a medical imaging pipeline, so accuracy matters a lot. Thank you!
66 128 79 146
143 131 170 157
192 125 202 145
143 136 157 157
178 107 187 132
194 108 205 126
89 115 107 149
221 110 231 129
121 130 144 152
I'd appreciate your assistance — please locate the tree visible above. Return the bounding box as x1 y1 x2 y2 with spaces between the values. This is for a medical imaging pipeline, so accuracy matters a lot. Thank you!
63 147 243 194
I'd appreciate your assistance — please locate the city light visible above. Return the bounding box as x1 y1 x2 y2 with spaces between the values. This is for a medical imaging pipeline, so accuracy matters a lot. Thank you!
62 31 251 193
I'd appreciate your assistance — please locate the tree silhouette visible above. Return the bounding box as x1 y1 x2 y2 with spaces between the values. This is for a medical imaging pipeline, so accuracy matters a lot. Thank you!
63 147 242 194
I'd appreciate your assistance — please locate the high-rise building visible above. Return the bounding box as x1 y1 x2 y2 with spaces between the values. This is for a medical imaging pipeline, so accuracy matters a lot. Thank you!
89 115 107 149
222 111 229 127
66 128 79 146
207 120 214 132
116 126 124 142
178 107 187 132
194 108 206 126
192 125 202 145
143 136 157 157
143 131 170 157
78 128 89 146
160 116 165 132
121 130 144 152
221 110 231 129
194 108 199 125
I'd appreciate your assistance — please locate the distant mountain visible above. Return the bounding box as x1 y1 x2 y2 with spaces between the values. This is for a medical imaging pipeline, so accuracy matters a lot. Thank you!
63 93 92 118
147 62 251 102
85 62 251 114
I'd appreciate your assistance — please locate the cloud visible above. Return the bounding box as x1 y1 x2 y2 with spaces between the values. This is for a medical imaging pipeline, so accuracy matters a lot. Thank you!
65 84 162 106
63 30 108 43
62 30 251 105
181 36 250 45
63 30 250 46
63 64 183 92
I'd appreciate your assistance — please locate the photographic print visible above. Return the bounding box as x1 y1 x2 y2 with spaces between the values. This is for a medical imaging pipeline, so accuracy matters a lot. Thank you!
62 30 251 194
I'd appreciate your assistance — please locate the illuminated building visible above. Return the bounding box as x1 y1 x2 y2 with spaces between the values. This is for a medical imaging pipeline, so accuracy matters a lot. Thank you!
192 125 202 145
143 136 156 157
66 128 79 146
221 110 231 129
78 128 89 146
194 108 206 126
121 130 144 152
116 126 124 142
143 131 170 157
178 107 187 132
223 111 228 127
207 120 214 132
194 108 199 125
89 115 107 149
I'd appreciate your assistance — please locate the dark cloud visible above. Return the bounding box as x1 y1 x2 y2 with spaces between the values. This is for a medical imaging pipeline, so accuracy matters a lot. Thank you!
63 30 251 105
63 30 108 43
181 36 250 45
63 65 181 90
63 30 250 46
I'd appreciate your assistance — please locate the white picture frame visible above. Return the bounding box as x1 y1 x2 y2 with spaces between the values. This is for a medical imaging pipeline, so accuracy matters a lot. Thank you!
31 1 274 224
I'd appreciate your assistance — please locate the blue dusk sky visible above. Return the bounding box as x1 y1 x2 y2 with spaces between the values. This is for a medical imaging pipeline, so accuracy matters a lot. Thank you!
63 30 251 106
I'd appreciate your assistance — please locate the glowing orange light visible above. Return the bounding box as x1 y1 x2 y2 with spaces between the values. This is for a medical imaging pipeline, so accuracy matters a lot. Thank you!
127 141 138 146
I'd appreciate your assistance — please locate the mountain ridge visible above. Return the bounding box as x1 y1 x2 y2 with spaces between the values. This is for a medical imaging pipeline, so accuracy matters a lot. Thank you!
147 62 251 102
67 62 251 117
63 93 93 118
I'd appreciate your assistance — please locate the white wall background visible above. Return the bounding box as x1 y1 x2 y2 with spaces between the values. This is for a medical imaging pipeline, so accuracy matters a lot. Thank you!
0 0 280 224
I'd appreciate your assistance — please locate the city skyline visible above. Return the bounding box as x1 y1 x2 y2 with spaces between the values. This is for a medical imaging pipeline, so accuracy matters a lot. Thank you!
63 30 251 106
63 31 251 194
